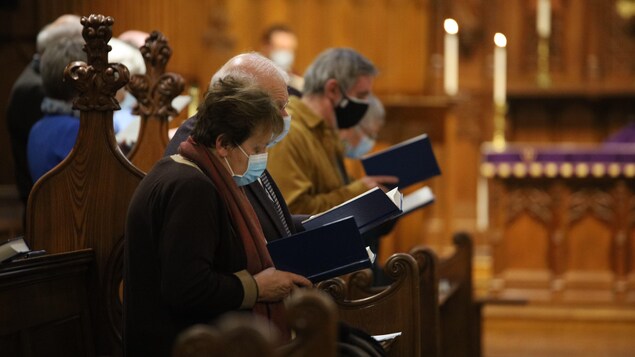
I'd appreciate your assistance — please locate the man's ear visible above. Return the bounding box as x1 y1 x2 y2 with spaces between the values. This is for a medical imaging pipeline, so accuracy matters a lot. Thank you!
215 134 230 157
324 78 341 102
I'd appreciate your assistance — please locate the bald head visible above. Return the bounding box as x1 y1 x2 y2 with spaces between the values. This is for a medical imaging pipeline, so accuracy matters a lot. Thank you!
210 53 290 115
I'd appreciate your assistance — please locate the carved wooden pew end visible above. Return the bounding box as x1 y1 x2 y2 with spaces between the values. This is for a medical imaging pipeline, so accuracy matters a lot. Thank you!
173 289 338 357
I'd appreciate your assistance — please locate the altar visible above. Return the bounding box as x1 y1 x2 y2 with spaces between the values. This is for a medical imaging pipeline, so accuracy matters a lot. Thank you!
481 143 635 303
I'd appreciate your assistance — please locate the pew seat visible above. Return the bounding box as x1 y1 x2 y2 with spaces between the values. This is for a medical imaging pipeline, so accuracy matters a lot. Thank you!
0 250 95 357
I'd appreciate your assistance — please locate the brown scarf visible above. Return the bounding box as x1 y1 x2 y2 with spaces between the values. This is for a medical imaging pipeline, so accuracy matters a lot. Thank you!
178 136 289 341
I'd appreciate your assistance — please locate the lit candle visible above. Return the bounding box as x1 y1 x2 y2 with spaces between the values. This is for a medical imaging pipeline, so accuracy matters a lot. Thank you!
493 33 507 106
444 18 459 96
536 0 551 38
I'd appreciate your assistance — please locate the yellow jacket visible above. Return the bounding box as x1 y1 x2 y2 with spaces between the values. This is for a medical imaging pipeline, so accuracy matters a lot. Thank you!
268 97 367 215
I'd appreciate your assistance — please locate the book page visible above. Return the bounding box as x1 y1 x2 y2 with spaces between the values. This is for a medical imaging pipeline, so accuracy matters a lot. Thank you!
385 187 403 210
402 186 435 213
372 332 402 342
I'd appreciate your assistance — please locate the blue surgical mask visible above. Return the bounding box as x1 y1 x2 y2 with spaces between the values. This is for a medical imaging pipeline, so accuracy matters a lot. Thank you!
345 134 376 158
267 115 292 148
224 144 268 186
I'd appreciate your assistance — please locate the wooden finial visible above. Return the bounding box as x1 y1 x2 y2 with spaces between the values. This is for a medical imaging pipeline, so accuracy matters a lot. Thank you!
128 31 184 120
64 14 130 111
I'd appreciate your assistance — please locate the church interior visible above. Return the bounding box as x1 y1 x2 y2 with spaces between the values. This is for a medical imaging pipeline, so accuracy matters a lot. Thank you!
1 0 635 356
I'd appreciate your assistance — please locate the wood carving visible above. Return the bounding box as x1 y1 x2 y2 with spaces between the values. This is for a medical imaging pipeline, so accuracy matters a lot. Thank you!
506 186 553 225
318 253 422 357
173 289 337 357
567 188 615 225
26 14 143 355
127 31 184 173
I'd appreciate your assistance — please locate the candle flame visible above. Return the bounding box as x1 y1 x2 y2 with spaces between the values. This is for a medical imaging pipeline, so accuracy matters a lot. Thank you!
494 33 507 47
444 19 459 35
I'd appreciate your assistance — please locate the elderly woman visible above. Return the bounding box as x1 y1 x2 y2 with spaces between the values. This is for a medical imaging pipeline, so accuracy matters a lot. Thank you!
124 77 311 357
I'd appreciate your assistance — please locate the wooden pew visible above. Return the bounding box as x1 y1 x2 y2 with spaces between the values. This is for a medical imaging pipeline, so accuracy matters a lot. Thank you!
410 232 476 357
0 250 95 357
172 289 338 357
126 31 184 173
347 246 440 356
436 232 475 357
25 14 144 355
318 253 422 356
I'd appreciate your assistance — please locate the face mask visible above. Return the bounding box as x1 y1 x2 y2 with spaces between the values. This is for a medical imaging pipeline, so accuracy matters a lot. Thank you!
270 49 295 71
335 88 369 129
267 115 292 148
224 144 268 186
345 134 376 158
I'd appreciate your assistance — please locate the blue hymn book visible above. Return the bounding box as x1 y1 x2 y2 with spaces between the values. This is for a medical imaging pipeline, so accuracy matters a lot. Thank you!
361 133 441 189
268 216 372 283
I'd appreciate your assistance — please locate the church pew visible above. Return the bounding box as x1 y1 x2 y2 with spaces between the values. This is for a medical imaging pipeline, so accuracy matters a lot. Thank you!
0 250 95 357
346 246 440 356
126 31 184 173
318 253 422 356
172 289 338 357
410 232 476 357
436 232 475 357
25 14 144 355
344 233 476 357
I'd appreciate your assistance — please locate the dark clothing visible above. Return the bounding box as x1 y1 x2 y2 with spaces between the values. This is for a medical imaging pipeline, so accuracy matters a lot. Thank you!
165 115 304 241
6 59 44 204
124 157 248 357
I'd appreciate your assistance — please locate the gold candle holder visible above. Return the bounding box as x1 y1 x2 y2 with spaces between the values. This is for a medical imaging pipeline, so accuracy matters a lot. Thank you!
537 36 551 88
492 103 507 150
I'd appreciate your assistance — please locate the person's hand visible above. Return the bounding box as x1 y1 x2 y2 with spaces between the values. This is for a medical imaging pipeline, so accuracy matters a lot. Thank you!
360 175 399 191
253 267 312 302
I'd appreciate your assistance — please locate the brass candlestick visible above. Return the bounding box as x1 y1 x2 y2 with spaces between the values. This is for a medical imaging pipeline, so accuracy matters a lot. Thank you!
492 103 507 150
537 36 551 88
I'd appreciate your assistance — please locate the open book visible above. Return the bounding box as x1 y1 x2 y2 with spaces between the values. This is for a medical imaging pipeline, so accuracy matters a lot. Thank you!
302 187 403 234
401 186 435 216
0 237 30 263
267 216 372 283
362 133 441 189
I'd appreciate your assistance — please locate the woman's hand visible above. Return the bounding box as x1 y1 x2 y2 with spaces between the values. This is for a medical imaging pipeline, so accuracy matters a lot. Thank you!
254 267 312 302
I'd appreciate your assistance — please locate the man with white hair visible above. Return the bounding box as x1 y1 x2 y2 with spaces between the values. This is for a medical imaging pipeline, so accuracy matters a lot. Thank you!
6 14 82 214
165 52 300 242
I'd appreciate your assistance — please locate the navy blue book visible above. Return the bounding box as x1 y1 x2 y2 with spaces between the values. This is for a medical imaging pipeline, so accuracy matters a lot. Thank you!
362 133 441 189
302 187 403 234
267 216 372 283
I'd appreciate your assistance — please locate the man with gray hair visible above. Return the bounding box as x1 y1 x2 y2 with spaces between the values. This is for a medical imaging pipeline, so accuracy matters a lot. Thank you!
6 14 82 217
165 52 300 242
267 48 397 215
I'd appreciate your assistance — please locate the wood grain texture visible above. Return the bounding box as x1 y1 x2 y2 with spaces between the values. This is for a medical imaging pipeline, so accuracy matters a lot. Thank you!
25 15 143 355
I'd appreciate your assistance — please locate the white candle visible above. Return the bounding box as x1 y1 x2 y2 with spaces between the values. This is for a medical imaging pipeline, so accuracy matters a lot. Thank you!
536 0 551 38
443 18 459 96
493 33 507 106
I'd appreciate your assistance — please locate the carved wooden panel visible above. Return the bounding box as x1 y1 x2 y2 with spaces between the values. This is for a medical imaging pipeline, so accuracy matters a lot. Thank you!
127 31 184 173
25 15 143 355
488 177 635 304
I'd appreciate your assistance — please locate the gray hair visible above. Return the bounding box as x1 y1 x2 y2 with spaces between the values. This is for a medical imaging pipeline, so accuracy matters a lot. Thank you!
359 95 385 128
36 15 83 54
210 52 289 89
302 48 378 95
40 37 86 100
